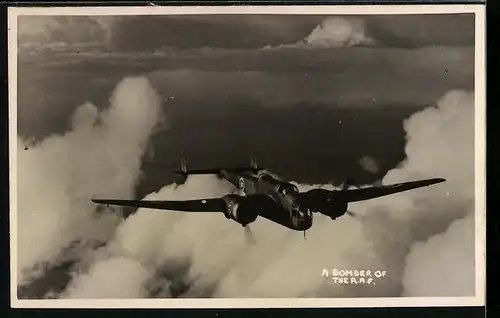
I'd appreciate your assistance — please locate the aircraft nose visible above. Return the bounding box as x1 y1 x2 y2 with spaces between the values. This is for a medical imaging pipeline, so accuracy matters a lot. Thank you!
297 205 312 218
304 207 312 217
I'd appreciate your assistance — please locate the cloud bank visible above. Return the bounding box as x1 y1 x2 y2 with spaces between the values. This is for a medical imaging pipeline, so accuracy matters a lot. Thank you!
17 77 163 287
403 213 475 296
17 14 474 53
397 91 476 296
353 90 475 296
37 89 475 299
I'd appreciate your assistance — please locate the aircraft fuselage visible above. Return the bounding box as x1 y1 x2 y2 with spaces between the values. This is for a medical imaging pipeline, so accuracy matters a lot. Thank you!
219 169 313 231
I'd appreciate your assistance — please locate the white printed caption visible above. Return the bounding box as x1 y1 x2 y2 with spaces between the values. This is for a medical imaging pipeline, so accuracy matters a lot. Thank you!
321 268 387 285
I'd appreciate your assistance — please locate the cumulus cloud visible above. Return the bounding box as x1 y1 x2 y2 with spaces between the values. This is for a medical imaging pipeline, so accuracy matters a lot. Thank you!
402 214 475 296
264 17 376 49
17 77 163 287
384 90 474 198
303 17 376 48
352 90 475 296
63 174 239 298
63 257 152 299
394 91 476 297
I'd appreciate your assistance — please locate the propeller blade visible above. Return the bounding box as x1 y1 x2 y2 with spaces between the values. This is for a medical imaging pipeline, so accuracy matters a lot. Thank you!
346 211 359 218
244 225 256 245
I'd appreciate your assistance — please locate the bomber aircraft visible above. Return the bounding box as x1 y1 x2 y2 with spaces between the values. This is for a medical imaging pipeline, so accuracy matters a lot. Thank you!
92 158 445 236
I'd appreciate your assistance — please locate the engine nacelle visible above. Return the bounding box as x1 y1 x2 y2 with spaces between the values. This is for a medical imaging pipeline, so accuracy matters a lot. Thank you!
320 200 348 219
221 194 259 226
304 189 348 219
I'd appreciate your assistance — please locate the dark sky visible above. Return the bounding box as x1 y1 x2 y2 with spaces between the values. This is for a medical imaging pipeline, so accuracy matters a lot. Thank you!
106 14 474 50
17 13 475 197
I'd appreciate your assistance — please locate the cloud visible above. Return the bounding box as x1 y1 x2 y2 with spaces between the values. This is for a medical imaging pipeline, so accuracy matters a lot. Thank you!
388 90 474 195
62 257 152 298
402 214 475 296
17 77 163 287
303 17 376 48
62 175 239 298
395 90 476 296
264 17 376 49
352 90 475 296
142 48 473 109
18 16 112 55
17 15 474 54
366 14 475 48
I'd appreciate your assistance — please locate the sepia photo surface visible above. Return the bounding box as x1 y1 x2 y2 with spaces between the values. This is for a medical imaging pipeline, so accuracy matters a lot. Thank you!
9 5 485 308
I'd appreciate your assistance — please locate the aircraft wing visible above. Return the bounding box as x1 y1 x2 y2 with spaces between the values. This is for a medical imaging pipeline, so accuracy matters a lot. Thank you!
91 198 226 212
341 178 446 203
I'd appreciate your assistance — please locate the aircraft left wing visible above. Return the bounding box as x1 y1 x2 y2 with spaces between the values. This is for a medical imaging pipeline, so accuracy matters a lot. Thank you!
91 198 226 212
341 178 446 202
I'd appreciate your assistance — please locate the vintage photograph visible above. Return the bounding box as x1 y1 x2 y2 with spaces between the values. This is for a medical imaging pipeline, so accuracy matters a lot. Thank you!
9 5 485 307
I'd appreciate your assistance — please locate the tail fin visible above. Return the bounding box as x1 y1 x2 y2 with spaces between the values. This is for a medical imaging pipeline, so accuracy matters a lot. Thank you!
173 155 188 178
173 155 261 177
181 156 187 175
250 156 258 170
341 177 354 190
172 155 222 177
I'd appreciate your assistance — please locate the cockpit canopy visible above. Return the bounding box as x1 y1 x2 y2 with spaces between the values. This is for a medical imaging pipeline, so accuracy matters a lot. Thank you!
278 183 312 218
298 208 312 218
279 183 299 195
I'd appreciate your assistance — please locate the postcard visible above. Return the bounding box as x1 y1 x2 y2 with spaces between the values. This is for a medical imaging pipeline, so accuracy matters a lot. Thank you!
8 4 485 308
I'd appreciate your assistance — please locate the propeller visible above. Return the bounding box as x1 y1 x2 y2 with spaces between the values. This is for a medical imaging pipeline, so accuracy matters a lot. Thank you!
244 225 256 245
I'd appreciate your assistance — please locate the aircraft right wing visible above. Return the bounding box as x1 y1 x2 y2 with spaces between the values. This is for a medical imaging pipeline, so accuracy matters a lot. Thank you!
341 178 446 202
91 198 226 212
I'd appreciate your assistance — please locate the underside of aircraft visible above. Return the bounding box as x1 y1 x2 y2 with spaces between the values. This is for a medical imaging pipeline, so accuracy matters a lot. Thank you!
92 158 446 237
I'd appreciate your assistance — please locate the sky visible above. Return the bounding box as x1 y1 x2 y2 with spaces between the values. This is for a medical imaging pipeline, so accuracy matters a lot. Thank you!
15 13 477 300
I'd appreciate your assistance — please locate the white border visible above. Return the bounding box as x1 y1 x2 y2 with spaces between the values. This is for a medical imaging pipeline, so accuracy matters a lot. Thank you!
8 4 486 309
